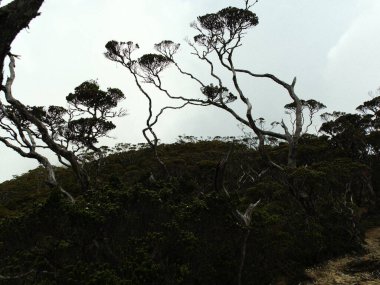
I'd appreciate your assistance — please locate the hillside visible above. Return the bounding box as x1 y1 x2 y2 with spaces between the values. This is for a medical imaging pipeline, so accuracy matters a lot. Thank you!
0 138 379 284
304 227 380 284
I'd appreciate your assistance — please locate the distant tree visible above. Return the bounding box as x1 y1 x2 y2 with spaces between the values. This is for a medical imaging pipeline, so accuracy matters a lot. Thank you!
105 0 325 169
319 93 380 207
320 90 380 159
356 91 380 133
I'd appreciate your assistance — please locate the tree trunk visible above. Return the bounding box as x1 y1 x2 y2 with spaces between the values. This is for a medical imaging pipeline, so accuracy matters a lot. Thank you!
238 229 250 285
0 1 91 192
287 140 298 168
0 0 44 84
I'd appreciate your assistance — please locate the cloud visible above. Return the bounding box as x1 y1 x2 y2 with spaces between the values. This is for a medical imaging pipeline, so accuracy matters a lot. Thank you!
324 0 380 111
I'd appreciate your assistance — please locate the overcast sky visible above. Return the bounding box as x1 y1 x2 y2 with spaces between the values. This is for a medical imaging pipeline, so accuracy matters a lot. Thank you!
1 0 380 182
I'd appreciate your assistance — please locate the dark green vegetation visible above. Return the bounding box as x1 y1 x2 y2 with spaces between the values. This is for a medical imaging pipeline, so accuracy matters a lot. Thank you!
1 103 379 284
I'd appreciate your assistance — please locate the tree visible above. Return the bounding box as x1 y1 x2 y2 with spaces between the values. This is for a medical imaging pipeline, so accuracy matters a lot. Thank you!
320 89 380 159
0 74 125 198
105 0 325 169
0 0 44 85
319 94 380 207
0 1 126 196
63 80 126 161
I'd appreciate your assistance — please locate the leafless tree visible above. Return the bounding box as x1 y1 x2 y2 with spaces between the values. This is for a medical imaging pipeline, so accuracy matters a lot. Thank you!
214 150 261 285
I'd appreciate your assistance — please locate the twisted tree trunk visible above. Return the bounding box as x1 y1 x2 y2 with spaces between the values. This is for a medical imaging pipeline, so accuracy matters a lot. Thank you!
0 0 90 192
0 0 44 84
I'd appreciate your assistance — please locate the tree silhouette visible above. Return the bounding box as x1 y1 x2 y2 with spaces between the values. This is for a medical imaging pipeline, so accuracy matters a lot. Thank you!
105 0 326 169
0 57 125 197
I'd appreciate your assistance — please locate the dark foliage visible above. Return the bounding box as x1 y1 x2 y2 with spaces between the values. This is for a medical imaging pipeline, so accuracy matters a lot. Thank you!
0 123 378 284
201 84 237 103
197 7 258 35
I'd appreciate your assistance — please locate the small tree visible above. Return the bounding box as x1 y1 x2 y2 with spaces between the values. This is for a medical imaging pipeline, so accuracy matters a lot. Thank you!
105 0 325 169
64 80 126 160
1 1 127 197
0 62 125 198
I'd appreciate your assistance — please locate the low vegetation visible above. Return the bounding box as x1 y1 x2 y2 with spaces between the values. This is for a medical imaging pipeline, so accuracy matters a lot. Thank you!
0 132 379 284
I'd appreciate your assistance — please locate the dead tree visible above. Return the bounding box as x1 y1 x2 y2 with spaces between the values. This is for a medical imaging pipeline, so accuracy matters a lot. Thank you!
214 151 261 285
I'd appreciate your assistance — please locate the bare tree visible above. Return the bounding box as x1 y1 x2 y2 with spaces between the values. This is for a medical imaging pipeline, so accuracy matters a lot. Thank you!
214 150 261 285
236 200 260 285
105 0 325 169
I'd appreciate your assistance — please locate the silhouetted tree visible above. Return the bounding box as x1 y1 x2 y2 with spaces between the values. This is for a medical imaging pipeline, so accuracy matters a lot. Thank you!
105 0 326 169
0 76 125 198
0 1 127 195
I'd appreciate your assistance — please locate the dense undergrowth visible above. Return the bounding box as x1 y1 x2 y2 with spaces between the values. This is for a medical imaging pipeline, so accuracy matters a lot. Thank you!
0 137 379 284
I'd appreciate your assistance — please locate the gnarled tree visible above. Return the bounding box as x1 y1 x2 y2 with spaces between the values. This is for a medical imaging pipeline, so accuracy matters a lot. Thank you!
1 71 125 196
1 1 126 195
105 0 325 169
0 0 44 84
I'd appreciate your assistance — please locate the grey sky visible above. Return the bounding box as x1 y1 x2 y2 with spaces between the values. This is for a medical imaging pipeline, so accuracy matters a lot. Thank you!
1 0 379 182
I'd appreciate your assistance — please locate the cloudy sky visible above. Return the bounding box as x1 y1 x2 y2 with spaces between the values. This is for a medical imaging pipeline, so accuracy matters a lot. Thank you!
1 0 380 182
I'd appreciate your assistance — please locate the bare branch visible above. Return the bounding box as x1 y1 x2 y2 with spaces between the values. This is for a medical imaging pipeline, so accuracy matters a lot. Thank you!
2 55 88 192
245 0 259 10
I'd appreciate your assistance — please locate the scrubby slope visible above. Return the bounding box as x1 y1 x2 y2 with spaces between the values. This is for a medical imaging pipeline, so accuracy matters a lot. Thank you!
0 138 378 284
